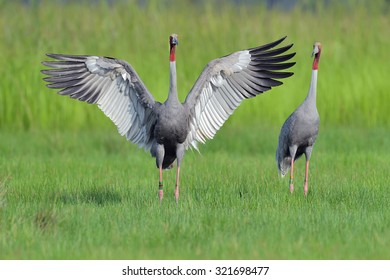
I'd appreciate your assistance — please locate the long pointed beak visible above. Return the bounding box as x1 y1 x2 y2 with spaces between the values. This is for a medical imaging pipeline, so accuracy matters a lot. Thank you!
312 45 319 57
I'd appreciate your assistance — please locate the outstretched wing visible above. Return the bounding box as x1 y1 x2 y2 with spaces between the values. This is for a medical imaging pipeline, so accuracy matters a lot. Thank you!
42 54 159 151
183 37 295 150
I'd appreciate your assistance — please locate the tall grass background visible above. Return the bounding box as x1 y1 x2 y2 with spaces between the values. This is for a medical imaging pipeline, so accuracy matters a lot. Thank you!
0 0 389 131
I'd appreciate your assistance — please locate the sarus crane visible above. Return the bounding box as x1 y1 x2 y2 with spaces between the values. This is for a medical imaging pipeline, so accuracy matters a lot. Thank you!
276 42 321 196
42 34 296 202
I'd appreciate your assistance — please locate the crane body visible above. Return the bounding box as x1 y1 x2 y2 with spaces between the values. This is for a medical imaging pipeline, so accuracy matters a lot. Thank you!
42 34 296 202
276 42 321 195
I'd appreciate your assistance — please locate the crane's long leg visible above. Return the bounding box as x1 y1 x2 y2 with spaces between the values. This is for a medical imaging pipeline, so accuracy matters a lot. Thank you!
303 147 313 196
156 144 165 202
289 146 297 194
175 166 180 203
175 144 185 203
304 160 309 196
289 159 295 193
159 166 164 201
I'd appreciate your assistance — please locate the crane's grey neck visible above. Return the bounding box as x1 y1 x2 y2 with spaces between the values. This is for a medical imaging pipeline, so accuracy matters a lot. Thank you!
167 61 179 104
305 69 318 105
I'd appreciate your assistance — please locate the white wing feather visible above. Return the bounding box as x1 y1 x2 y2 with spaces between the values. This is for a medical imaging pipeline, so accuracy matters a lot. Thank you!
184 37 295 150
42 54 158 151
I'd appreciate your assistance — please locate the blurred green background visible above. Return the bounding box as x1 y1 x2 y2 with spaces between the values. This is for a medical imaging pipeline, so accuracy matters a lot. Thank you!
0 0 389 132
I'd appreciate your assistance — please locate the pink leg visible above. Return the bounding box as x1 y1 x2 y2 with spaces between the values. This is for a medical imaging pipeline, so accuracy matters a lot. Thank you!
158 166 163 202
174 166 180 203
289 159 295 193
304 160 309 196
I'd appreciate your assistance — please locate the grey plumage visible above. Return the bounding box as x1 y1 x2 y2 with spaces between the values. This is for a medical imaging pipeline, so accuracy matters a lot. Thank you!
276 42 322 195
42 34 296 202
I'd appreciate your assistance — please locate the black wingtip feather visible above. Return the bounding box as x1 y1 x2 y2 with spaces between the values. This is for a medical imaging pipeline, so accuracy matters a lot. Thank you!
250 44 294 57
251 52 296 64
249 62 296 71
253 70 295 79
248 36 287 53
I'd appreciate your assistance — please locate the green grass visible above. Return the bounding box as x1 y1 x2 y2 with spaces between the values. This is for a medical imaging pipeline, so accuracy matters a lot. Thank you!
1 126 389 259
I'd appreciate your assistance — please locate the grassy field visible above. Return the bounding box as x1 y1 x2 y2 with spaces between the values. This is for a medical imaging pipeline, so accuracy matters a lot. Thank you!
1 0 390 260
1 126 390 259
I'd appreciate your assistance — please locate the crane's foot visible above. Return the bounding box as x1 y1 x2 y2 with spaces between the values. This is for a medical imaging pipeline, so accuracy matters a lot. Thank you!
158 182 163 202
158 190 164 202
289 179 294 193
304 182 308 196
174 186 179 204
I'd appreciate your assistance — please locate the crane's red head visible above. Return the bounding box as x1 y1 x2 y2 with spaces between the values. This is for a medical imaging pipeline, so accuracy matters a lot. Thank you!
169 34 179 62
312 42 322 70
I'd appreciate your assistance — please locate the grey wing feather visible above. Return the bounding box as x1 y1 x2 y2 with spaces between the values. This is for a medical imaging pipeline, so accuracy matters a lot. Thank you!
42 54 159 151
183 37 296 150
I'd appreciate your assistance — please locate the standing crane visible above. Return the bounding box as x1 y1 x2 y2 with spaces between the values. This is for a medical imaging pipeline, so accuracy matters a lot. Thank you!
276 42 321 196
42 34 295 203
